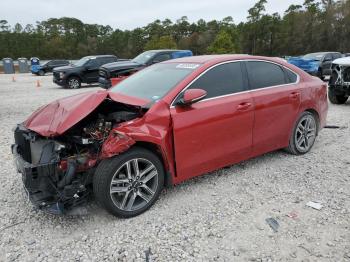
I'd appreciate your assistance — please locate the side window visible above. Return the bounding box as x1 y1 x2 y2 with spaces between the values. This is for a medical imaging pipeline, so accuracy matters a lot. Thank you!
284 68 298 83
188 62 245 99
153 53 172 63
324 54 332 61
111 56 119 63
247 61 287 90
104 57 115 64
98 58 108 66
332 53 341 60
88 59 98 68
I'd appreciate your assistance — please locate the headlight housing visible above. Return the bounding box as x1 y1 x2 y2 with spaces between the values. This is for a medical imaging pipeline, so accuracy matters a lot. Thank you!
59 72 65 78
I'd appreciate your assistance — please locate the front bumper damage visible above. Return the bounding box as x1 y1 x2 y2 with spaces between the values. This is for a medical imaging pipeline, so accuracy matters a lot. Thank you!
12 125 91 215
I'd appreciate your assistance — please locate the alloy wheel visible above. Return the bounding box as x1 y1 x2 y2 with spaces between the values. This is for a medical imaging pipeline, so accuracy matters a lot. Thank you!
294 114 316 153
109 158 158 211
68 78 80 89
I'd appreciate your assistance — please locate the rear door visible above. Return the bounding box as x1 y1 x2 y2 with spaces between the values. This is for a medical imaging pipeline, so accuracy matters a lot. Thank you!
245 61 301 156
170 62 254 180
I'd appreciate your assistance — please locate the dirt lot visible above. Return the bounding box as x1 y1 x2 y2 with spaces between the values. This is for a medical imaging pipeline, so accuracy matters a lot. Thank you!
0 73 349 262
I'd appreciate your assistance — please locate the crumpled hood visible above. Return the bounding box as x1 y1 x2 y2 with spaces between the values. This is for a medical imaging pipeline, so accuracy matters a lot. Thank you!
24 90 150 137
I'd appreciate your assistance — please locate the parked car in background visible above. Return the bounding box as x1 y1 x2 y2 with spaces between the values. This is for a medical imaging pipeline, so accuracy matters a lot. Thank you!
31 60 70 76
329 56 350 104
288 52 342 80
53 55 120 89
98 50 193 89
12 55 328 218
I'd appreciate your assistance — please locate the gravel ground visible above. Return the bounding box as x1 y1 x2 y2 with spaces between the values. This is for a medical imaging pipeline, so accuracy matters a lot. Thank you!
0 73 349 262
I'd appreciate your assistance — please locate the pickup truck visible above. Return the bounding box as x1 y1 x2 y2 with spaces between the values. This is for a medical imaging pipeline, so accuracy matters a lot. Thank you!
53 55 121 89
98 50 193 89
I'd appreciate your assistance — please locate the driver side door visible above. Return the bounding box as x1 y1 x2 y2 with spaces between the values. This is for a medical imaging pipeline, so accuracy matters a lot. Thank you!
85 58 100 83
170 62 254 181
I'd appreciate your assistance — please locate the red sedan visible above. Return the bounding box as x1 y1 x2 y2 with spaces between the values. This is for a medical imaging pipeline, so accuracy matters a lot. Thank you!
12 55 328 217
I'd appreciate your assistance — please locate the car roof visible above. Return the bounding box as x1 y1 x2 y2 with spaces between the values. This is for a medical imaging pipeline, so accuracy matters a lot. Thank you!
306 52 340 56
86 55 116 58
146 49 191 53
161 54 289 65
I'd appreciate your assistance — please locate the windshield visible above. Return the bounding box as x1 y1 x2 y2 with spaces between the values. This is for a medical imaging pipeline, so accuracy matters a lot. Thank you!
74 56 93 66
110 63 200 102
132 51 157 64
303 53 325 61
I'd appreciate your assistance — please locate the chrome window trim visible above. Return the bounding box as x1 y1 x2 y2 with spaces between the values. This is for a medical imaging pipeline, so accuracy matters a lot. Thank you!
170 59 300 107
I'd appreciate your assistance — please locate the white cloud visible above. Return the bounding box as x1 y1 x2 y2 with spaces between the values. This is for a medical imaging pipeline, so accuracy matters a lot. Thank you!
0 0 304 29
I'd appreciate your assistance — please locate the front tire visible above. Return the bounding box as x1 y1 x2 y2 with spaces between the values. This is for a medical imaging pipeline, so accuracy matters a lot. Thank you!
328 87 348 104
67 76 81 89
286 112 317 155
93 147 164 218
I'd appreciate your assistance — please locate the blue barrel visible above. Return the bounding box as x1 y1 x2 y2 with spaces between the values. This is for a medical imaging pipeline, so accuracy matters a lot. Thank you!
18 58 29 73
2 58 15 74
30 57 40 74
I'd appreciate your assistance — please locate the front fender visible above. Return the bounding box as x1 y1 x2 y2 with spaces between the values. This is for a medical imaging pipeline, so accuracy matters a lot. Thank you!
99 100 176 180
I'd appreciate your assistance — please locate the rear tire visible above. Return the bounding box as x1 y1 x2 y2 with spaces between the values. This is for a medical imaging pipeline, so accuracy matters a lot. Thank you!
67 76 81 89
286 112 317 155
38 70 45 76
93 147 164 218
328 87 348 104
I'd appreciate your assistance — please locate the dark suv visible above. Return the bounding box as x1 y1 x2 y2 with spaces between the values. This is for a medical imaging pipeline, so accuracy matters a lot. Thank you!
31 60 70 76
99 50 193 89
53 55 120 89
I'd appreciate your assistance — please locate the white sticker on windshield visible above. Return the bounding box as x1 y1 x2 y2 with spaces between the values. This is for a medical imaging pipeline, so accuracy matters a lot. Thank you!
176 63 200 69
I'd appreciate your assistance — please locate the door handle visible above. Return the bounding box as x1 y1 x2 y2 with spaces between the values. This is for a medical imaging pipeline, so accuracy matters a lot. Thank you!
289 92 300 99
237 102 252 111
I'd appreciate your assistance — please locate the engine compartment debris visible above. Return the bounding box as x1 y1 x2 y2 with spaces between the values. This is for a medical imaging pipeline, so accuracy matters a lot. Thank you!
12 98 143 214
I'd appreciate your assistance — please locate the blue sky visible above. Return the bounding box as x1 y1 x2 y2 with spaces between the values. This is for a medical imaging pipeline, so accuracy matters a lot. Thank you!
1 0 304 29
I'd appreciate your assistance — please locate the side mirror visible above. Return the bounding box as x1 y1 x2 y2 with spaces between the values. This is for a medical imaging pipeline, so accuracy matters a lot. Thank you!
324 57 332 62
152 60 160 64
177 89 207 106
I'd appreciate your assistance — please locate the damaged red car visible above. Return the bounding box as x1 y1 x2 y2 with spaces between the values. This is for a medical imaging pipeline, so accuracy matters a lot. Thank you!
12 55 328 218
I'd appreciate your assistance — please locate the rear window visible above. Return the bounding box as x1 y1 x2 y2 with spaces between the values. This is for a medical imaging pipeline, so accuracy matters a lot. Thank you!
247 61 287 90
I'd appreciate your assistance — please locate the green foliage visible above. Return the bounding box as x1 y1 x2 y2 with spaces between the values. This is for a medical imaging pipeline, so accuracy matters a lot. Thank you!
208 30 236 54
145 36 177 50
0 0 349 59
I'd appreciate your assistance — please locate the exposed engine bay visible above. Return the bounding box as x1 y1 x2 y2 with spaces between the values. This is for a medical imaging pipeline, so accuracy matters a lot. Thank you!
12 99 142 214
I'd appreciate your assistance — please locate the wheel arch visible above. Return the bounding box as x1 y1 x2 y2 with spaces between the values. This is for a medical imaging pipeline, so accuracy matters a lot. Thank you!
133 141 173 187
67 74 82 82
304 108 320 134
